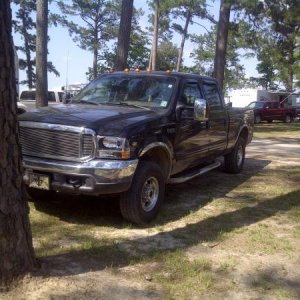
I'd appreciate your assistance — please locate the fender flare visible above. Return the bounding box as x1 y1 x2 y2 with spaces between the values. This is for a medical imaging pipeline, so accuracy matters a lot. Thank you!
139 142 173 179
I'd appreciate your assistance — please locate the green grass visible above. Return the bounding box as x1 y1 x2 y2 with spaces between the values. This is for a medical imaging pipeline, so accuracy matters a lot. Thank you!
254 122 300 139
245 224 293 254
152 251 214 299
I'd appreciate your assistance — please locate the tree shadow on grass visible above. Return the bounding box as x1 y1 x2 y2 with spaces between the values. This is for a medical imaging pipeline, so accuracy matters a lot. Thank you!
244 266 300 299
34 187 300 280
32 157 271 227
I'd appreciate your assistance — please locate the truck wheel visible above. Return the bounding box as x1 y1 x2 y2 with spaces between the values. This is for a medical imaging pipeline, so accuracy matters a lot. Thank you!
120 161 165 225
255 115 261 124
284 115 291 123
224 137 246 174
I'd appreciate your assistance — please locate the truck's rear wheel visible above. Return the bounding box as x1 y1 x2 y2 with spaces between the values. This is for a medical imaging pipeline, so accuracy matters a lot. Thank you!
224 137 246 174
120 161 165 225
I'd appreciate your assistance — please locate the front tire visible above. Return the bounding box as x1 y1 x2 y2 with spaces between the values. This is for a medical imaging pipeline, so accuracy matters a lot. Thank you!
224 137 246 174
120 161 165 225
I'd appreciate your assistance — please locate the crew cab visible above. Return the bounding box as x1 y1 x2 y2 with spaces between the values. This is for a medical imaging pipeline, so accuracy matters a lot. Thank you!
17 90 64 114
247 101 296 123
19 71 254 224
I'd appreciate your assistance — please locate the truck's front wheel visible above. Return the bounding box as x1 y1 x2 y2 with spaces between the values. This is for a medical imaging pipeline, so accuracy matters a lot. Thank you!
120 161 165 225
224 137 246 174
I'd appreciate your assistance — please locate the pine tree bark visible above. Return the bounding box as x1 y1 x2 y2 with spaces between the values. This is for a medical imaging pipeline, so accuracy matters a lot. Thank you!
176 10 191 72
20 9 34 89
149 0 159 71
114 0 134 71
0 0 36 290
213 0 231 91
36 0 48 107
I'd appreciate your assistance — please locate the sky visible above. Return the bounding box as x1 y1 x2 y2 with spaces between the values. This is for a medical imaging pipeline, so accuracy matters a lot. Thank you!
12 0 259 92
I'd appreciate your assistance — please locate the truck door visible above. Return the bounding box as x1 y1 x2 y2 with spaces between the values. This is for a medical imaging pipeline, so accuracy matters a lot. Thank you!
201 80 227 156
174 80 209 172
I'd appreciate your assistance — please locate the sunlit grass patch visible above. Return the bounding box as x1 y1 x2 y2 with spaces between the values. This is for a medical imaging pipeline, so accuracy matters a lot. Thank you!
245 224 293 254
254 122 300 139
152 250 214 298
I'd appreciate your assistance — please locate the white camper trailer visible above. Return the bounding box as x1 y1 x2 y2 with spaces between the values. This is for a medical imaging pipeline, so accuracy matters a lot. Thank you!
228 88 300 108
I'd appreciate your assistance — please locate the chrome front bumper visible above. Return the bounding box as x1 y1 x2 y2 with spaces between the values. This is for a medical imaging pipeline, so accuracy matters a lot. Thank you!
23 156 139 195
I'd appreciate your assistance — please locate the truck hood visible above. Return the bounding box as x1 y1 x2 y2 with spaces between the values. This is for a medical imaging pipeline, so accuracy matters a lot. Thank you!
18 104 164 136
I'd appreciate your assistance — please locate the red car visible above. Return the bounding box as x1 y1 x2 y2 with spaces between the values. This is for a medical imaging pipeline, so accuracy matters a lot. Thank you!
247 101 296 124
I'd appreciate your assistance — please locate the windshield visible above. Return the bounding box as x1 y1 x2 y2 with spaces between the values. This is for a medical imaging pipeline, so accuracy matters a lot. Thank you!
72 75 176 109
247 101 265 109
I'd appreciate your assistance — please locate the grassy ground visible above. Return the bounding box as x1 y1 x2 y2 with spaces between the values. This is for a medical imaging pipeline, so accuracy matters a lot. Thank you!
4 122 300 299
254 121 300 139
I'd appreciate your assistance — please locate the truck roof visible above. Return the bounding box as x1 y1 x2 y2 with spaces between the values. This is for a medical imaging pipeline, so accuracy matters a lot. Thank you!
98 71 218 83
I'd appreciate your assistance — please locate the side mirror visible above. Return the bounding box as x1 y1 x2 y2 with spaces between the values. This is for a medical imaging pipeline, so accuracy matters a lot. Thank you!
194 98 208 121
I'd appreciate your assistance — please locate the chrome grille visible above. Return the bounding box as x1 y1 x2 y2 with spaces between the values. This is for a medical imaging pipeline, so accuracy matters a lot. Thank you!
19 122 95 162
82 134 94 157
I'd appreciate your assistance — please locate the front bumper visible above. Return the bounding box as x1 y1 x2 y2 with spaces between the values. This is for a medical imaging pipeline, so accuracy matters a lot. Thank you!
23 156 139 195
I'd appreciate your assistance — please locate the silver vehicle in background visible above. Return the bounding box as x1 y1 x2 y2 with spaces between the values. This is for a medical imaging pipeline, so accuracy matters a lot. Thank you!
17 90 65 114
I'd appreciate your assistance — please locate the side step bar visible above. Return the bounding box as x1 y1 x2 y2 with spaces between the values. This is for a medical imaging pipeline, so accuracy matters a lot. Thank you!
168 161 222 184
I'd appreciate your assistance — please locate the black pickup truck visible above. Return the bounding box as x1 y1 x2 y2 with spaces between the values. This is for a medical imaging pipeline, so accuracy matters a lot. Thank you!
19 71 254 224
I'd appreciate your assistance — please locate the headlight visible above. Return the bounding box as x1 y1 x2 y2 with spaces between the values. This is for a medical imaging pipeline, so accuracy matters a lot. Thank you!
97 136 130 159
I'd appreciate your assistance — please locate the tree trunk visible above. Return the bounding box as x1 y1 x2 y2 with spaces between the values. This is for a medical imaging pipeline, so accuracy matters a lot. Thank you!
20 10 34 89
176 10 191 72
149 0 159 71
114 0 134 71
36 0 48 107
93 47 98 80
213 0 231 91
0 0 36 290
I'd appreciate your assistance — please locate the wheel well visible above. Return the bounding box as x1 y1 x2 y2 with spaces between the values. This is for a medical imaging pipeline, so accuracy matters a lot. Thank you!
140 147 171 180
239 127 248 142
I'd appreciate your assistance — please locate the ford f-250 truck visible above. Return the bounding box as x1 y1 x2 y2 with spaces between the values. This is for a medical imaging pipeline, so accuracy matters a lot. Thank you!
19 71 254 224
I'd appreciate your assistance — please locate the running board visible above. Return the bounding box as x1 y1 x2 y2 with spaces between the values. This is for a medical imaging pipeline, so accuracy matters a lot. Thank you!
168 161 222 184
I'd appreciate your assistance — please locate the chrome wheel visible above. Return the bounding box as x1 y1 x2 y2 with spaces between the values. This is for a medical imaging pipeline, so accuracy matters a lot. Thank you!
141 176 159 212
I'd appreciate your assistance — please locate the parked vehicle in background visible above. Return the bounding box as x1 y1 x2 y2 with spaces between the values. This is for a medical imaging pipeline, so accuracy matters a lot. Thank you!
17 90 64 114
18 71 254 224
247 101 297 123
227 88 300 108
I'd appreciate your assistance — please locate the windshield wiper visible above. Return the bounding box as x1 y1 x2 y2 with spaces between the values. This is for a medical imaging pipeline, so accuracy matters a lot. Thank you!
115 102 150 110
75 99 99 105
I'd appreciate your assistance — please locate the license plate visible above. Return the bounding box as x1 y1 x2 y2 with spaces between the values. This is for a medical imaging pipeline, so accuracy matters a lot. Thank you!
29 173 50 190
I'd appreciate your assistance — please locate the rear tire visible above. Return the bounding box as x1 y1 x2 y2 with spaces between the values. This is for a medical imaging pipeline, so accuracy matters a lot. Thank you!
255 115 261 124
284 115 292 123
224 137 246 174
120 161 165 225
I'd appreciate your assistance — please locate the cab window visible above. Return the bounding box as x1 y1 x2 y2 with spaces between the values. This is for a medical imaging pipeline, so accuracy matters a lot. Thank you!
181 83 202 107
202 82 222 109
